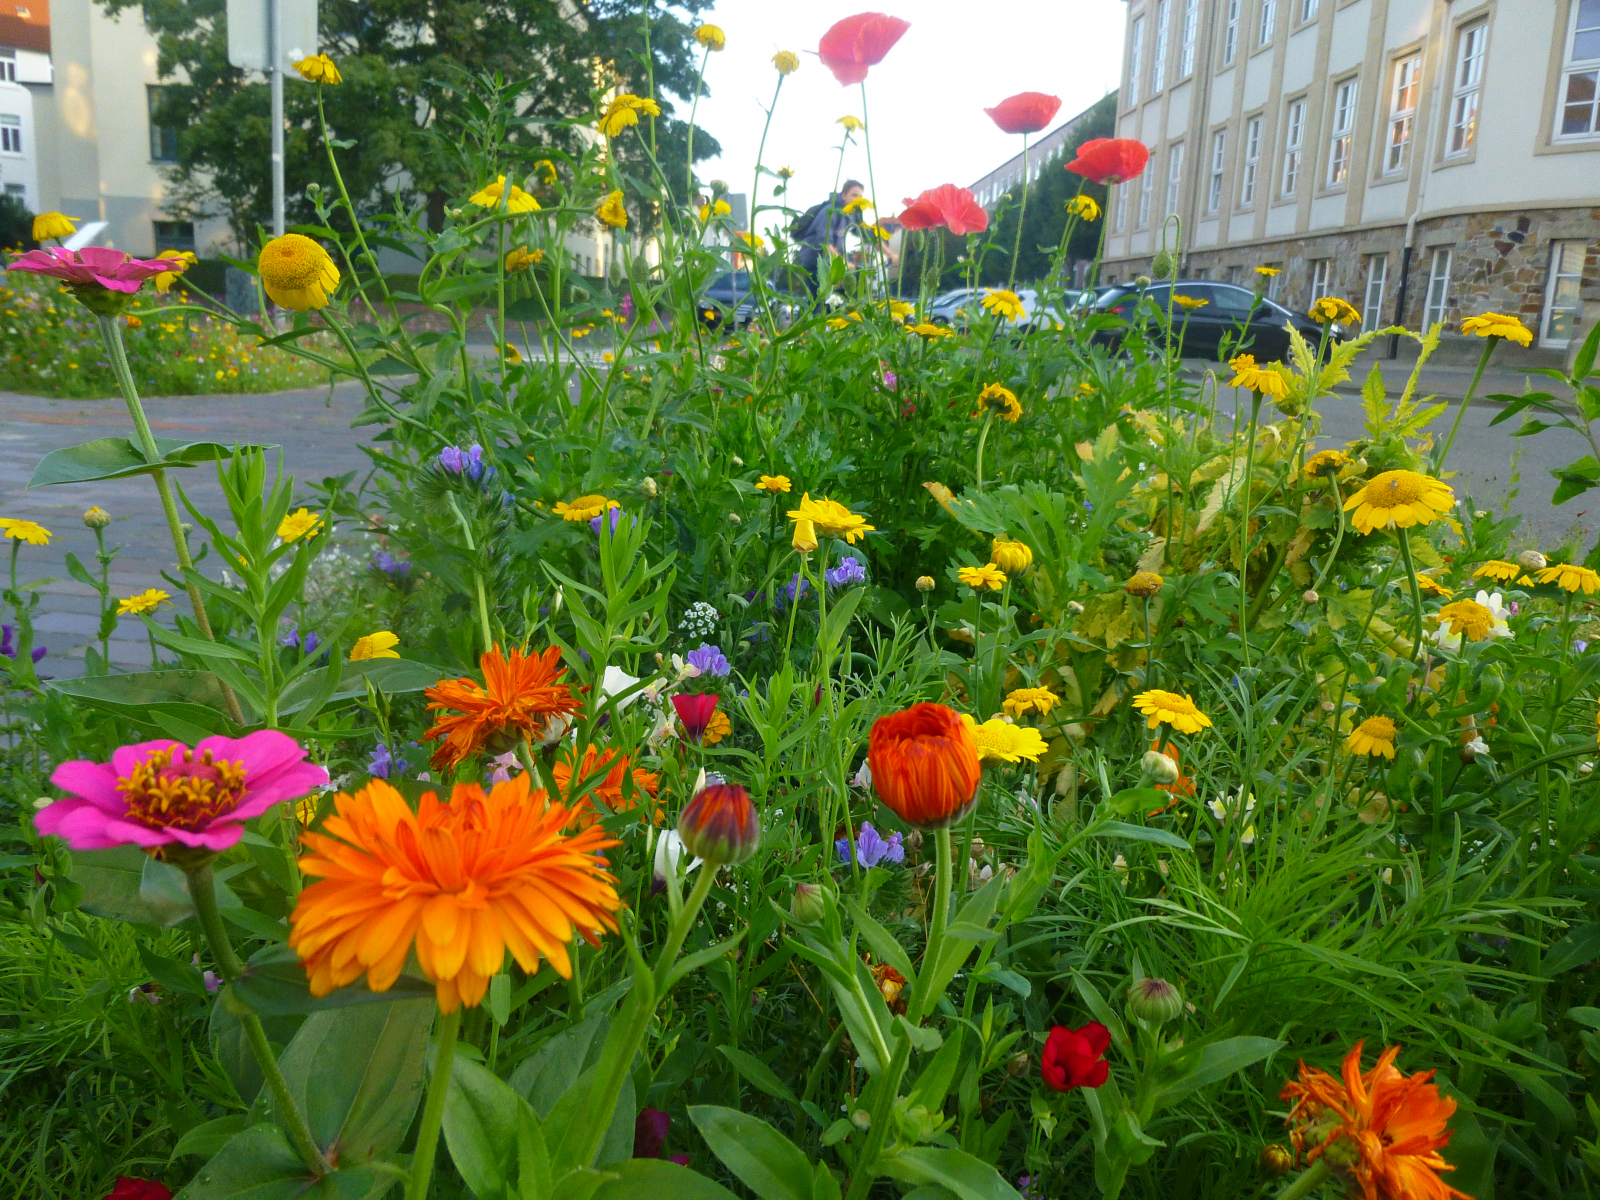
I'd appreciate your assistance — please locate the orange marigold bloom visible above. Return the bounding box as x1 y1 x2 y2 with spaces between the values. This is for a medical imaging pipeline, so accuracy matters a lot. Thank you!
552 744 661 829
867 703 983 829
423 645 581 771
289 775 622 1013
1281 1041 1471 1200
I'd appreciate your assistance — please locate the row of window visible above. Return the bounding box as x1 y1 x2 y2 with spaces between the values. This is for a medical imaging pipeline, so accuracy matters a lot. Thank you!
1128 2 1600 145
975 141 1073 210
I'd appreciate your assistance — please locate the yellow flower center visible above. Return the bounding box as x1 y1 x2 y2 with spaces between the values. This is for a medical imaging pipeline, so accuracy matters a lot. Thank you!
118 747 248 832
261 235 329 290
1367 470 1425 507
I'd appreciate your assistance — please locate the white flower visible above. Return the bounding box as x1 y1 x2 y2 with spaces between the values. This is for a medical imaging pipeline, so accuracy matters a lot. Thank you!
653 829 702 883
1435 590 1514 651
1112 853 1128 872
601 665 642 710
536 713 572 748
1240 824 1256 846
851 760 873 789
670 653 703 681
1465 736 1490 758
1207 798 1227 820
1380 867 1393 885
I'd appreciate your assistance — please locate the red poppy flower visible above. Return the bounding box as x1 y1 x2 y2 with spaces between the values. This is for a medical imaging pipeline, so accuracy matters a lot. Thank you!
984 92 1063 135
818 12 911 85
867 702 982 829
896 185 989 236
1040 1021 1111 1091
671 692 720 743
1064 138 1151 184
106 1180 174 1200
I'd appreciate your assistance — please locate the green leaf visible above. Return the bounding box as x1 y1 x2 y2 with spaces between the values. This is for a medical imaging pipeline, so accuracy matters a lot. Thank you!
971 964 1031 998
49 669 246 734
1091 822 1192 851
71 845 189 926
179 1122 374 1198
688 1106 812 1200
1150 1037 1285 1110
139 944 210 996
443 1052 525 1199
171 1114 249 1161
278 658 448 717
29 437 273 487
716 1046 800 1107
875 1148 1024 1200
509 1010 610 1118
1573 317 1600 383
230 942 436 1016
844 898 917 996
1544 923 1600 977
265 998 435 1165
587 1159 742 1200
1552 456 1600 506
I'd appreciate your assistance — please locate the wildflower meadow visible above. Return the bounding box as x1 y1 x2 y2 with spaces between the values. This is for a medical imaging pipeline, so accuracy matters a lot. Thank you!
5 11 1600 1200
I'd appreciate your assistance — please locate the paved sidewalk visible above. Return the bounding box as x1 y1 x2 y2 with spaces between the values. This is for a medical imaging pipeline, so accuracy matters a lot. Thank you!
0 384 378 679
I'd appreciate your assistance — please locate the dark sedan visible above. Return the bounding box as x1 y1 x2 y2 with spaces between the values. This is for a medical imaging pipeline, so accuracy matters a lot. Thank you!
1097 281 1347 359
697 271 754 328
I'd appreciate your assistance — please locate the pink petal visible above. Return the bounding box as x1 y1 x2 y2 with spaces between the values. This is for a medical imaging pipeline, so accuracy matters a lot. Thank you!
92 274 145 293
48 759 124 812
162 823 246 851
47 802 173 850
78 246 129 271
110 739 184 777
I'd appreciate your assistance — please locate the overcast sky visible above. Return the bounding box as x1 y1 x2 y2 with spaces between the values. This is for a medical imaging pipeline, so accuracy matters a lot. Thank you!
687 1 1128 237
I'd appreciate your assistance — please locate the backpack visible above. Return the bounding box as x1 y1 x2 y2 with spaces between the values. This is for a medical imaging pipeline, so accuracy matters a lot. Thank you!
789 200 829 242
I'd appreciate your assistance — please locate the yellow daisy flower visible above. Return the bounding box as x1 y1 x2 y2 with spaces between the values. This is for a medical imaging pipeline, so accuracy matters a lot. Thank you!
756 475 792 494
1303 449 1351 479
1345 715 1398 759
1065 195 1101 221
277 508 323 543
553 495 617 522
350 631 401 661
1461 312 1533 347
991 538 1033 574
1132 689 1212 734
980 289 1026 322
957 564 1006 591
598 94 661 138
117 588 170 616
468 175 539 213
978 383 1022 422
1226 353 1288 400
0 518 52 545
1342 470 1454 535
1414 575 1453 598
773 51 800 75
293 53 341 84
694 24 726 50
1437 599 1494 642
258 234 340 311
1536 563 1600 594
1309 297 1361 325
786 494 874 543
962 714 1047 763
1003 686 1059 718
1472 560 1520 583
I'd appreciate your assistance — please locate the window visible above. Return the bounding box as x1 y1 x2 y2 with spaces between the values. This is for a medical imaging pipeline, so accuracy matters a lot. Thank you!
0 114 20 155
1180 0 1199 76
0 48 15 83
147 86 179 163
153 221 196 254
1165 142 1184 216
1259 0 1277 47
1192 267 1210 280
1543 241 1588 346
1299 0 1318 21
1557 0 1600 138
1328 78 1357 185
1422 248 1452 328
1281 98 1305 194
1138 165 1155 226
1152 1 1170 92
1261 266 1282 300
1361 254 1388 334
1115 182 1129 231
1310 258 1332 301
1385 55 1421 174
1223 0 1240 64
4 182 24 198
1240 115 1262 205
1447 22 1487 156
1128 16 1145 107
1207 129 1226 212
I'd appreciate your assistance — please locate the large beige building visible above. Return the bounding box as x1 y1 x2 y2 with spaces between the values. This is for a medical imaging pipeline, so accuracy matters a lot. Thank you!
1104 0 1599 358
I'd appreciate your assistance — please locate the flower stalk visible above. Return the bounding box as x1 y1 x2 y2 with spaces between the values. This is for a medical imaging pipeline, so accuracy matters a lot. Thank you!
407 1006 462 1200
1434 334 1498 473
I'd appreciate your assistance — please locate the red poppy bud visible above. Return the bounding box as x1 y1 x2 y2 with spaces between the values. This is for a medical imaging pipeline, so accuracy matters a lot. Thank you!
1040 1021 1111 1091
984 92 1063 136
867 703 982 829
678 783 760 865
818 12 911 85
1064 138 1151 185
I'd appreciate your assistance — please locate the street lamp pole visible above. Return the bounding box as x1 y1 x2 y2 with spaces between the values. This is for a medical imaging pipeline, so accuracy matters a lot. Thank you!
269 0 284 238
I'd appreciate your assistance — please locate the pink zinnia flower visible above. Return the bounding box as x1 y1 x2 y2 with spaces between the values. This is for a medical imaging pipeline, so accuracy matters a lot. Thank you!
6 245 172 294
35 732 328 853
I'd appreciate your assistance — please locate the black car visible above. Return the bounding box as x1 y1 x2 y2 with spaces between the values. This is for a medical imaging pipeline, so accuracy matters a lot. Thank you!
1096 281 1345 359
698 271 754 328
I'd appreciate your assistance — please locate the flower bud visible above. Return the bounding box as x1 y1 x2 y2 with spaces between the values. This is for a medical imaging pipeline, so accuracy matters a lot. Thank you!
653 828 686 887
1067 600 1085 615
1007 1050 1030 1077
790 881 825 924
1259 1144 1294 1178
678 783 760 866
1302 589 1319 605
1124 571 1163 597
1126 976 1184 1025
1150 249 1175 280
641 476 659 498
82 505 110 529
1135 275 1152 288
850 1109 872 1131
1517 550 1547 571
731 455 744 467
1140 751 1180 785
792 518 818 553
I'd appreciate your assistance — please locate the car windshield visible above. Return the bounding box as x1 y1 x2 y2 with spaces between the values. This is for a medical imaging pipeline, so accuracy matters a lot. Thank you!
709 272 750 291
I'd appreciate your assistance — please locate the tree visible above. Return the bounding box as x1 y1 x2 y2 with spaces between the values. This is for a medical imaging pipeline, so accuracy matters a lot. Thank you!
105 0 721 248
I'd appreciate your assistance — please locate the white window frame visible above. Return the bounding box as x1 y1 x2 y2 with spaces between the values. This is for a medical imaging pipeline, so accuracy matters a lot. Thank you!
1328 78 1357 186
1299 0 1318 22
1180 0 1199 77
1240 115 1262 205
1152 0 1170 93
1165 142 1184 217
1310 258 1332 301
1138 164 1155 226
1259 0 1277 48
1281 98 1305 195
1128 16 1146 107
1542 240 1588 347
1207 129 1226 212
1115 181 1129 231
1361 254 1388 334
0 52 15 84
0 114 20 156
1385 54 1421 175
1223 0 1240 65
1422 248 1452 329
1556 0 1600 140
1447 21 1487 157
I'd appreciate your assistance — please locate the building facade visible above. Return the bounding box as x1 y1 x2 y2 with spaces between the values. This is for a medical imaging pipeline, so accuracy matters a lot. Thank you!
1104 0 1599 360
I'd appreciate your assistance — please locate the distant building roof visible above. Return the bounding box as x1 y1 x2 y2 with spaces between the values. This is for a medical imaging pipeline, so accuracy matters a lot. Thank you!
968 96 1112 209
0 11 50 54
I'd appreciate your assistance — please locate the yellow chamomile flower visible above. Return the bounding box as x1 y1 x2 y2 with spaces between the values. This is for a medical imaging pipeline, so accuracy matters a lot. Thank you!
117 588 170 616
786 494 874 543
958 564 1007 591
505 246 544 272
597 191 629 229
32 212 77 241
468 176 539 213
695 24 726 50
1065 195 1101 221
0 518 52 545
1309 297 1361 325
553 495 617 522
277 508 324 543
1303 449 1351 479
910 322 953 339
991 538 1033 574
1536 562 1600 594
1003 687 1059 718
699 199 732 223
981 289 1026 322
978 383 1022 422
1124 571 1163 597
838 115 865 132
258 234 341 311
1172 294 1208 310
842 196 875 215
293 54 341 84
1472 560 1520 583
1342 470 1454 535
1132 690 1212 734
1346 715 1398 759
1255 266 1280 278
773 50 800 75
1226 353 1288 400
349 631 401 661
962 714 1048 764
1461 312 1533 347
1415 574 1453 598
756 475 792 494
153 250 197 294
598 94 661 138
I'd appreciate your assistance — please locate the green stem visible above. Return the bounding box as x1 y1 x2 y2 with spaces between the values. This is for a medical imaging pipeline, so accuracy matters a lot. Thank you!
1238 391 1264 669
1434 336 1497 473
911 826 953 1025
1007 134 1029 292
685 46 710 201
96 314 246 727
407 1006 461 1200
1396 527 1425 660
1276 1159 1332 1200
975 411 995 492
186 862 328 1175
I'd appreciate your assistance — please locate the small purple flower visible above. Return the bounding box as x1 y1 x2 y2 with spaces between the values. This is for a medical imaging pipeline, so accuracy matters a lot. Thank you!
620 291 635 321
368 742 409 780
1577 639 1590 654
371 549 412 578
0 624 46 664
634 1107 671 1159
882 369 898 390
825 556 867 589
836 821 904 868
589 508 635 536
774 573 809 610
685 643 730 677
1018 1176 1040 1200
280 625 323 656
438 443 488 484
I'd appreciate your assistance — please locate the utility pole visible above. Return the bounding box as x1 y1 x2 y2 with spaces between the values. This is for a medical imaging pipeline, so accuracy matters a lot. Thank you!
227 0 315 239
269 0 284 238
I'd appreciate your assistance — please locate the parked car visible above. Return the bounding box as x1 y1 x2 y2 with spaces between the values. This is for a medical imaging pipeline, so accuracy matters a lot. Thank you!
1093 280 1345 359
698 271 754 328
926 287 981 325
731 275 805 330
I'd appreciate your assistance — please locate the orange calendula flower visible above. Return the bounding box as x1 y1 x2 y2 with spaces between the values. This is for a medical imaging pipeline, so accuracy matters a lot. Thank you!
551 744 661 829
423 645 581 770
1281 1041 1471 1200
868 702 983 830
289 775 622 1012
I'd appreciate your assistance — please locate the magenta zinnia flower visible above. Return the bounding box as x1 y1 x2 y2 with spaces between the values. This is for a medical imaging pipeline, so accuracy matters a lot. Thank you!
6 246 172 294
35 732 328 853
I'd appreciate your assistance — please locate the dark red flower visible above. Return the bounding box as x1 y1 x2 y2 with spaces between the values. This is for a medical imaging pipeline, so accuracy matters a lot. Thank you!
984 92 1063 135
671 692 720 743
1064 138 1151 185
818 13 911 85
106 1180 173 1200
896 185 989 236
634 1106 670 1158
678 783 760 865
1040 1022 1111 1091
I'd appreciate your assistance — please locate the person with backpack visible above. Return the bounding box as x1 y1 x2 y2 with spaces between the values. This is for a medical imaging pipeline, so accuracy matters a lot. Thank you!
793 180 868 303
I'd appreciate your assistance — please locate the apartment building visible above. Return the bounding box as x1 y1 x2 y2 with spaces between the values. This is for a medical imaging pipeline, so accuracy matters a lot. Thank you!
1104 0 1599 359
969 97 1114 211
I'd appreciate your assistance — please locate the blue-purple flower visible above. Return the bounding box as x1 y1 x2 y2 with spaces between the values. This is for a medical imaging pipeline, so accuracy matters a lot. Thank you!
279 624 321 656
438 443 490 484
589 508 636 536
686 643 730 677
371 549 411 578
368 741 409 779
774 573 809 610
826 556 867 589
0 624 45 664
836 821 904 867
